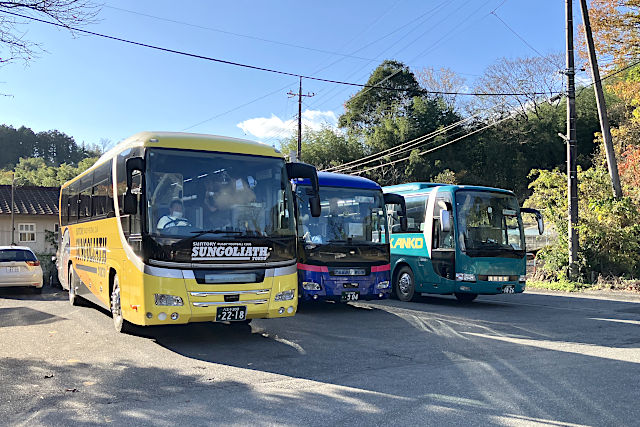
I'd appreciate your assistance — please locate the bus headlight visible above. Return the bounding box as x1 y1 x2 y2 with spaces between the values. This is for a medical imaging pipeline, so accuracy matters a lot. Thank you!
519 275 527 282
154 294 184 306
377 281 390 289
456 273 476 282
302 282 321 291
274 289 295 302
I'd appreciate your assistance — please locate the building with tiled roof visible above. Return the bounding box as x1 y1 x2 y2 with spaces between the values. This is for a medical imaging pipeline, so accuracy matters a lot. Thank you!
0 185 60 254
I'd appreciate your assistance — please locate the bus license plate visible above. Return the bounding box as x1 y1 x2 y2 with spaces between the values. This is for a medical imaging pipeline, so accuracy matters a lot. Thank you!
5 267 20 273
342 291 360 302
216 306 247 321
502 285 515 294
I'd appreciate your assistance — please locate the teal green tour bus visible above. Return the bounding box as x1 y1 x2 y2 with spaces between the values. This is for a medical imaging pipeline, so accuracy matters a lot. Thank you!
382 183 543 303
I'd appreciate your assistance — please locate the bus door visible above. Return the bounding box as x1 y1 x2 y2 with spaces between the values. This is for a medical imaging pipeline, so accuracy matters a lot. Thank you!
430 190 455 293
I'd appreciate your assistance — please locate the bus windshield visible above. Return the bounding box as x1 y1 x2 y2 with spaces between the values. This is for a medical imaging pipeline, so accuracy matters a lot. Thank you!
296 185 387 245
456 190 524 256
146 148 295 239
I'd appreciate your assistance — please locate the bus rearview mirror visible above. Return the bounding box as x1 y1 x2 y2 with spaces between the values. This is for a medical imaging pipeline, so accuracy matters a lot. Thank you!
400 217 408 232
440 210 451 233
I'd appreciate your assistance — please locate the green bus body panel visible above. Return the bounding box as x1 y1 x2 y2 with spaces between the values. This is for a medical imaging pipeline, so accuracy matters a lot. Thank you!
386 183 527 296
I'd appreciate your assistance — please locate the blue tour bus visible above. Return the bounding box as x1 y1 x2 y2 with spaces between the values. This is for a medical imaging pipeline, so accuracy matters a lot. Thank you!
382 183 543 303
293 172 406 303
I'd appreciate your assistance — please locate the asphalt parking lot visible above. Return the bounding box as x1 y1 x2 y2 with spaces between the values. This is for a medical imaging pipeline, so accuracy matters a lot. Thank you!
1 286 639 426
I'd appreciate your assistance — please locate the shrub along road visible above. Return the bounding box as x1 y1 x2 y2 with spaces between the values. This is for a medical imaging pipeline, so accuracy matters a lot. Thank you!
1 287 639 426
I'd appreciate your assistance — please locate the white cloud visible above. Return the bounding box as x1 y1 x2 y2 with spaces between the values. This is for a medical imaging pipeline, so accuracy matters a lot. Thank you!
237 109 337 140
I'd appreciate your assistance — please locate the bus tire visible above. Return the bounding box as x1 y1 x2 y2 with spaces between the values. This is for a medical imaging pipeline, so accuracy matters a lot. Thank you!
111 274 133 334
455 292 478 303
395 266 416 302
68 267 80 306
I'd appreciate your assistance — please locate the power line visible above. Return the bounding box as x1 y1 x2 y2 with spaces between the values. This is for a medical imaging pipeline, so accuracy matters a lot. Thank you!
104 5 395 64
351 114 515 176
2 10 563 98
490 11 557 67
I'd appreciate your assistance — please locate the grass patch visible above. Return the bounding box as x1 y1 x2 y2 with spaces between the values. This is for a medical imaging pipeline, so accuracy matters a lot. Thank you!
526 279 589 292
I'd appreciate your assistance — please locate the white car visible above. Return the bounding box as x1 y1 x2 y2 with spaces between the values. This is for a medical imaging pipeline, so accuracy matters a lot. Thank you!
0 246 44 293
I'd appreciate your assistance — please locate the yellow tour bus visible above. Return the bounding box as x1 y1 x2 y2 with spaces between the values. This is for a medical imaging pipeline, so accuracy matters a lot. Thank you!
56 132 321 332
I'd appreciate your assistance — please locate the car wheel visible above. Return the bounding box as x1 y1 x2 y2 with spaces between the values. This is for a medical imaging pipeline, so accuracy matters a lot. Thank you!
111 274 133 334
455 292 478 303
68 268 79 306
394 266 416 302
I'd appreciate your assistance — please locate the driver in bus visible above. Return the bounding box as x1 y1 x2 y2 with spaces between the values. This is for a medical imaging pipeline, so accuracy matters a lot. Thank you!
157 200 190 230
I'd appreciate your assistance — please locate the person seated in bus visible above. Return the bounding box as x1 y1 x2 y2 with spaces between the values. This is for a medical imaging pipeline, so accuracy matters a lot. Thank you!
157 200 190 230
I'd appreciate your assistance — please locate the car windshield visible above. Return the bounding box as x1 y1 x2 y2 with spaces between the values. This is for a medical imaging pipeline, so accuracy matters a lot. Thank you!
296 185 387 244
456 190 524 253
146 148 295 239
0 249 37 262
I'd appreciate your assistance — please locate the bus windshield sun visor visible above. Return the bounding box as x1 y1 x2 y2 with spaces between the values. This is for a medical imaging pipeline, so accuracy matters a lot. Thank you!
286 162 321 217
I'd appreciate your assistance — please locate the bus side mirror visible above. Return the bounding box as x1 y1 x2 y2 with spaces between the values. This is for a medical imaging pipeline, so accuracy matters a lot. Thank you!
521 208 544 235
124 157 145 215
309 195 321 218
123 193 137 215
384 193 407 232
440 210 451 233
286 162 321 217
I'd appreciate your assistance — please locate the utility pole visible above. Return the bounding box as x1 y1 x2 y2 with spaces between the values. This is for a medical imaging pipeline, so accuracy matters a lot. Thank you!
579 0 623 198
566 0 579 279
10 174 15 245
287 76 315 162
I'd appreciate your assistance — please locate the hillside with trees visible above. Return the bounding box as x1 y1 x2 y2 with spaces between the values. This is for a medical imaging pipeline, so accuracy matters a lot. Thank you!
0 125 100 186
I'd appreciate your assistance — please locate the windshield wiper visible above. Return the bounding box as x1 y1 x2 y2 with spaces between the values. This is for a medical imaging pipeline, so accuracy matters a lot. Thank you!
171 229 243 249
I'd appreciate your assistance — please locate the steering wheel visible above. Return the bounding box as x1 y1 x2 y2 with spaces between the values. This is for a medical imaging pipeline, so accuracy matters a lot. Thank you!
160 218 192 229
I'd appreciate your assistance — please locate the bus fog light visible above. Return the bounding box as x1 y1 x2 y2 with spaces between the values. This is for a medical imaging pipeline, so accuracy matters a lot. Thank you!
460 286 471 291
274 289 295 302
170 312 179 320
158 312 167 321
146 312 153 319
154 294 184 306
287 306 294 314
278 307 285 314
313 295 318 300
519 275 527 282
377 281 390 289
302 282 321 291
379 293 384 298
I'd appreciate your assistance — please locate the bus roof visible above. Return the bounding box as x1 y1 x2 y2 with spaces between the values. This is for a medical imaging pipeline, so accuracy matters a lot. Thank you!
295 171 381 190
382 182 516 196
63 131 282 188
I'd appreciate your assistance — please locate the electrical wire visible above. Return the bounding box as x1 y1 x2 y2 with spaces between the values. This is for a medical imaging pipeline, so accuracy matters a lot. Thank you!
351 114 515 176
0 10 562 98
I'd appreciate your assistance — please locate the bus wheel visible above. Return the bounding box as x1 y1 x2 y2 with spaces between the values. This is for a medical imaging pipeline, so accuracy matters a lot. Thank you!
111 274 132 334
68 268 79 306
395 266 416 302
455 293 478 303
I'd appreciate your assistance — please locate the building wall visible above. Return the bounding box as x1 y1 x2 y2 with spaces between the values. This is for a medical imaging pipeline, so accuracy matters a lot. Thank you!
0 214 59 254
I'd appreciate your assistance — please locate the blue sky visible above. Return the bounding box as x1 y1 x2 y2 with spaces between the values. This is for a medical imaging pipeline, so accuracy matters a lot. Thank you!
0 0 574 150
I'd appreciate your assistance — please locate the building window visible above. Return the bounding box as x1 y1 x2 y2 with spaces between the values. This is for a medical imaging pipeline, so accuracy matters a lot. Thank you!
18 223 36 242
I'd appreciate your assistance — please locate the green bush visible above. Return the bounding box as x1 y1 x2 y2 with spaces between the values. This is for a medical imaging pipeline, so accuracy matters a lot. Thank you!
526 164 640 282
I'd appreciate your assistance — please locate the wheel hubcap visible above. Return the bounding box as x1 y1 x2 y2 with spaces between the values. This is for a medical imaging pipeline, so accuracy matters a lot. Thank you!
398 273 412 295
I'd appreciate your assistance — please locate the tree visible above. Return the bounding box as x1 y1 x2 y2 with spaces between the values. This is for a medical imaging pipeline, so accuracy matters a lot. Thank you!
414 66 467 112
468 54 565 120
0 1 99 66
579 0 640 68
280 126 364 170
